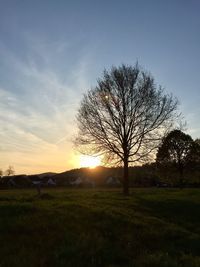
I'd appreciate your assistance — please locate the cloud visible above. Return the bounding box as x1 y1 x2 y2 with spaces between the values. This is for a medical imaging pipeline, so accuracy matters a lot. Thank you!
0 35 94 173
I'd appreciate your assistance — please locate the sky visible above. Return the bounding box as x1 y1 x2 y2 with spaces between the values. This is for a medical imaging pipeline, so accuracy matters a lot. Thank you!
0 0 200 174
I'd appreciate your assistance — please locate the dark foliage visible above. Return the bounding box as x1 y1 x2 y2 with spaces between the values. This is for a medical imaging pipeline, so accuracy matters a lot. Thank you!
156 130 200 186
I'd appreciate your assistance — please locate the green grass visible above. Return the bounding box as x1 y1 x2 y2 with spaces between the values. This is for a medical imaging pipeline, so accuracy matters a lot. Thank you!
0 188 199 267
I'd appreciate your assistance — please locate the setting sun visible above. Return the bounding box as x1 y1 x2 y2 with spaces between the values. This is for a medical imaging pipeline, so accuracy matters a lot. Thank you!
79 155 101 169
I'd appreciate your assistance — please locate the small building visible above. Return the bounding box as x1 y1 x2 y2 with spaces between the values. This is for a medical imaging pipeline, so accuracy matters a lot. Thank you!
70 177 83 186
46 178 56 186
106 177 121 186
69 177 95 187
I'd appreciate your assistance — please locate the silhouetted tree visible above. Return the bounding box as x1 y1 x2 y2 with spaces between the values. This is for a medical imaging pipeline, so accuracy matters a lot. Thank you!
156 130 199 186
188 138 200 169
5 165 15 176
75 64 179 194
195 138 200 146
0 169 3 178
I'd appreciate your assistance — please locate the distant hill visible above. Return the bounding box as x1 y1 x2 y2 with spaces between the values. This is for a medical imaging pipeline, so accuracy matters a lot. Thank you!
1 163 199 188
0 165 158 188
0 172 57 188
37 172 57 178
52 166 123 186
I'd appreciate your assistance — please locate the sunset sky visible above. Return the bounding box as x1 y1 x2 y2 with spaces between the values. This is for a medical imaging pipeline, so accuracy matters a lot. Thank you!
0 0 200 174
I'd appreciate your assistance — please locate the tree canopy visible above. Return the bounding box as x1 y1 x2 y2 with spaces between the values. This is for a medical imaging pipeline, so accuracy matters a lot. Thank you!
156 130 200 185
75 64 179 194
5 165 15 176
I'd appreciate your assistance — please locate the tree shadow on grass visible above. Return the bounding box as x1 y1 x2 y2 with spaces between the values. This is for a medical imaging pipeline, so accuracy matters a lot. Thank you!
136 197 200 234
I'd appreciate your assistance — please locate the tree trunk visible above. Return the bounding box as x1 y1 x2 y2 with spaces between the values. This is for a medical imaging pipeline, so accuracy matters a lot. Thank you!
179 165 184 189
123 158 129 195
177 159 184 189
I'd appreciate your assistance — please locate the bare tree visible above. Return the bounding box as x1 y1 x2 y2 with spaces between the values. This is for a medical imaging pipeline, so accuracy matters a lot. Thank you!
75 64 179 195
5 165 15 176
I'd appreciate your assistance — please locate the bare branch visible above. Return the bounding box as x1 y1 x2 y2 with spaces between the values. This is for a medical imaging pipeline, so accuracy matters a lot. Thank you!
74 63 179 194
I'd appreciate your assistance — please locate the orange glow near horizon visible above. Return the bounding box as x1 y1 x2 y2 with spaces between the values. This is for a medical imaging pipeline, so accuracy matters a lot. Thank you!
79 155 101 169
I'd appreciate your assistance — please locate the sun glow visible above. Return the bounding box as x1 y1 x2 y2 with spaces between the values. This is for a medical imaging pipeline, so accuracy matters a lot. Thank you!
79 155 101 169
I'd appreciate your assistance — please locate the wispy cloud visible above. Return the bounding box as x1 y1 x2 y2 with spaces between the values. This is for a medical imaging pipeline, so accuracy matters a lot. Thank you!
0 34 94 173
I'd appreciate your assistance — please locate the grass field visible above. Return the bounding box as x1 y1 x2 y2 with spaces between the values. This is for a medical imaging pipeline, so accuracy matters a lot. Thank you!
0 188 199 267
